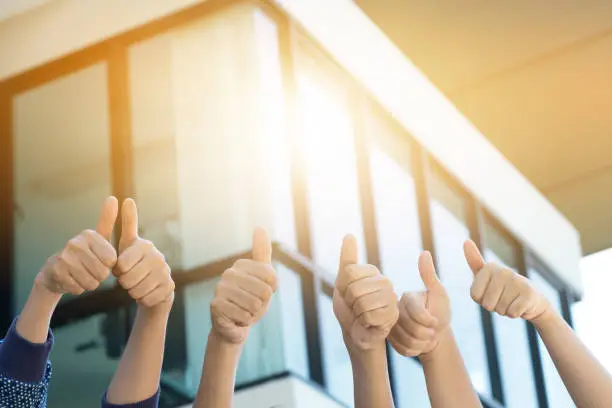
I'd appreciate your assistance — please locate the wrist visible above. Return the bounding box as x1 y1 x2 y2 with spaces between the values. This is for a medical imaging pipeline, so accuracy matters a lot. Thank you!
530 306 560 329
418 326 452 363
137 293 175 318
342 330 388 355
208 330 244 353
30 278 63 310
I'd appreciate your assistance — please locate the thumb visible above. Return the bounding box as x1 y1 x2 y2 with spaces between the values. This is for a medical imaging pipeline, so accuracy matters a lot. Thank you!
252 227 272 263
119 198 139 250
95 196 119 241
335 234 359 294
418 251 441 290
339 234 358 273
463 240 485 276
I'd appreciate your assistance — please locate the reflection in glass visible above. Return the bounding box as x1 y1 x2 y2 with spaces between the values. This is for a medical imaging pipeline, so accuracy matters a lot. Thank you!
12 64 113 310
429 174 491 397
531 271 575 408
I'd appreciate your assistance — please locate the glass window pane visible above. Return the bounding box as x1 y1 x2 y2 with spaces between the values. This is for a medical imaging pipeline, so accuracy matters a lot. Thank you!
531 271 575 408
369 113 423 294
12 63 112 310
483 224 538 408
429 172 491 398
47 313 127 407
127 4 295 271
391 353 430 408
318 292 353 406
296 54 366 273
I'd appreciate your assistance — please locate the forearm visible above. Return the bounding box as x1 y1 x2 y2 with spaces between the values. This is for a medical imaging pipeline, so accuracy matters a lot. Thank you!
420 329 482 408
193 332 243 408
0 280 59 384
105 305 170 404
534 309 612 407
348 342 394 408
15 280 62 344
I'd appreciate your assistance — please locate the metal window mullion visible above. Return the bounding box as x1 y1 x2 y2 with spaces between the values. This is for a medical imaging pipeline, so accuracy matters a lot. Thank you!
466 201 505 405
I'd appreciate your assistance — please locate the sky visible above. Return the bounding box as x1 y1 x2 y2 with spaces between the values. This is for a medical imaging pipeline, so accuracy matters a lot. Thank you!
572 248 612 371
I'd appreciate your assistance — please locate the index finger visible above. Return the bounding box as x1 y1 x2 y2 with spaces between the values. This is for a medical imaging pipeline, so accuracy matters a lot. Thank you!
464 240 485 276
95 196 119 241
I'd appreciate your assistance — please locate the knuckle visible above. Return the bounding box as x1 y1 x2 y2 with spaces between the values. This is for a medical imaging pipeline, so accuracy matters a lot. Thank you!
98 268 110 282
81 229 96 238
50 267 63 281
234 259 250 270
128 288 139 299
223 267 238 280
470 288 480 303
105 252 118 267
140 239 154 250
365 264 381 275
66 238 81 251
265 265 278 287
116 257 129 273
390 307 400 325
85 280 99 291
262 284 274 301
483 302 495 312
118 275 129 288
151 250 166 266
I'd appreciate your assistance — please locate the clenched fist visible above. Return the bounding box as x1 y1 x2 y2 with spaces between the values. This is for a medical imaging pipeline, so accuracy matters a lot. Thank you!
463 240 550 321
333 235 399 352
389 251 451 357
114 199 175 309
210 228 277 344
36 196 118 295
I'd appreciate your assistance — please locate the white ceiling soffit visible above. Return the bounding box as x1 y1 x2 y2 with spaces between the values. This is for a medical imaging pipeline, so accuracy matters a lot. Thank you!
0 0 51 22
275 0 583 294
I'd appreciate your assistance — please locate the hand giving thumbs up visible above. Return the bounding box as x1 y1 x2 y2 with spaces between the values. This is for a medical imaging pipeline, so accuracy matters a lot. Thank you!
388 251 450 357
333 235 399 351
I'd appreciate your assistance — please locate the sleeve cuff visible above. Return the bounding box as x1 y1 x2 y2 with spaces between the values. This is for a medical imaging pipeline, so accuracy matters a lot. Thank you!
101 388 160 408
0 317 54 383
0 360 52 407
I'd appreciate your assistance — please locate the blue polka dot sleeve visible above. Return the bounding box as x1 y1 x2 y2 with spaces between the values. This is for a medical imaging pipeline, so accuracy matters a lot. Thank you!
0 318 54 408
0 361 51 408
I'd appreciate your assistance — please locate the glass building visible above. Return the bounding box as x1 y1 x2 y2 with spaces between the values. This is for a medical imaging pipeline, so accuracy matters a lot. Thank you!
0 1 582 407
